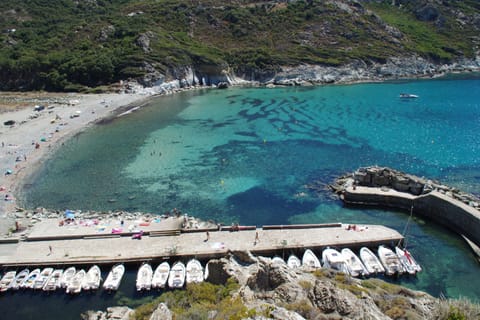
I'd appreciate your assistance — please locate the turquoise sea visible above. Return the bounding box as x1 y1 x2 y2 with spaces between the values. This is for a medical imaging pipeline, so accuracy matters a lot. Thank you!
3 76 480 318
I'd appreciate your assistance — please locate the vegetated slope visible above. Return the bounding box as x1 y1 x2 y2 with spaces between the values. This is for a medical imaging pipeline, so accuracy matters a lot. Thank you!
0 0 479 91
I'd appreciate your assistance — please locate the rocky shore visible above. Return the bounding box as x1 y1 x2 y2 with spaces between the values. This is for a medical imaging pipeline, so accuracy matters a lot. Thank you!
81 251 479 320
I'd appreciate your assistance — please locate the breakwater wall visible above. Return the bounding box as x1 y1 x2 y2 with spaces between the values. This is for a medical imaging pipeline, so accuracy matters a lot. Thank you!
331 166 480 249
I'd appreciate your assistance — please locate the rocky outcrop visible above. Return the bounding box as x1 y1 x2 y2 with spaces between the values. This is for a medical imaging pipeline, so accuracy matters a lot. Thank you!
82 306 133 320
331 166 480 209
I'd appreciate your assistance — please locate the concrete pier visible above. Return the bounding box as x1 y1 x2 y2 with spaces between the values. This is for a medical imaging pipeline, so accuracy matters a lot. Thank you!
0 219 403 267
334 164 480 253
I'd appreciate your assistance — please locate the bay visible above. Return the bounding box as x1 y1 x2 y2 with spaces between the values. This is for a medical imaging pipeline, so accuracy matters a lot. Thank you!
6 77 480 318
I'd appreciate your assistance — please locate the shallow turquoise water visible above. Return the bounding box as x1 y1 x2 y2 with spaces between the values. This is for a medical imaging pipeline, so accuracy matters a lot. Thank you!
9 77 480 317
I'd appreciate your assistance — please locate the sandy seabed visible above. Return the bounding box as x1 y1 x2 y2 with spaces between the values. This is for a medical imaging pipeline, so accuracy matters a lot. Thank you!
0 92 152 235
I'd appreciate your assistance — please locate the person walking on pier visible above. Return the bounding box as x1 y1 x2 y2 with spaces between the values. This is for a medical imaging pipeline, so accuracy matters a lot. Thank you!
254 231 260 245
48 245 52 256
205 231 210 242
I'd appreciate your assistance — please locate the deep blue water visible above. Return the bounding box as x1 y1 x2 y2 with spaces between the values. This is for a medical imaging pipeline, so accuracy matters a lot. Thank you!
4 76 480 318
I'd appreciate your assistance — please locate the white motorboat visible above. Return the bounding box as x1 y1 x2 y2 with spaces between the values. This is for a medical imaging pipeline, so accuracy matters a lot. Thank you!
341 248 369 277
82 265 102 290
359 247 385 275
21 268 41 289
66 269 86 294
186 259 204 284
9 268 29 290
378 245 404 276
136 263 153 291
322 248 350 275
287 254 301 269
43 269 63 291
399 93 419 99
302 249 321 269
152 262 170 289
271 256 286 265
168 261 186 289
59 267 76 289
33 268 53 290
103 264 125 291
0 271 16 292
395 246 422 275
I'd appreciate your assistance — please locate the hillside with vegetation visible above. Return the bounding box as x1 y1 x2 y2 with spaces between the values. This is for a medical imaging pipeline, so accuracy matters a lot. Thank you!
0 0 479 91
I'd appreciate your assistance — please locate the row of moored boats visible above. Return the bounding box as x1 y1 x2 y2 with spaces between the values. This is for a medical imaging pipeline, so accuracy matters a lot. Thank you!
0 245 421 293
0 265 102 294
0 258 207 294
295 245 421 277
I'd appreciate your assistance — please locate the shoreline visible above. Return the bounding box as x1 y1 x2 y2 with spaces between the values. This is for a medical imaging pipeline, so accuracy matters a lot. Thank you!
0 92 156 234
1 69 480 235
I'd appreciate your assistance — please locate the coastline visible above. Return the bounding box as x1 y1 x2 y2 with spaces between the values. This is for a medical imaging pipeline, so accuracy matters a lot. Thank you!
0 92 154 234
1 66 479 235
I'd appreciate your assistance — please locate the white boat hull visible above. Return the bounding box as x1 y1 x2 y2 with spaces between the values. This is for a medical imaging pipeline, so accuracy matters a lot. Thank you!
168 262 186 289
186 259 204 284
322 248 349 275
103 264 125 291
378 245 404 276
302 249 321 269
359 247 385 275
341 248 369 277
136 263 153 291
152 262 170 289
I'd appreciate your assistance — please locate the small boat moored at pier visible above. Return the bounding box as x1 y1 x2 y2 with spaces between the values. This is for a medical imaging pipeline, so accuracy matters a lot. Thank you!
9 268 29 290
21 268 41 289
168 262 186 289
359 247 385 275
33 268 53 290
66 269 86 294
0 271 16 292
341 248 369 277
136 263 153 291
302 249 321 269
186 259 204 284
82 265 102 291
395 246 421 275
152 262 170 289
287 254 301 269
43 269 63 292
378 245 404 276
103 264 125 291
322 248 349 275
59 267 76 289
271 256 286 265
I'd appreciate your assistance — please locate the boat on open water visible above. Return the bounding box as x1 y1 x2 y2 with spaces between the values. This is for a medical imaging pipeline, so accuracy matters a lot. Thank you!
152 262 170 289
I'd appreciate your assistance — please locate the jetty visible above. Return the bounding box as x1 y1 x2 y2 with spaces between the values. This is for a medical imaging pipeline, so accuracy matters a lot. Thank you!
0 214 402 267
329 166 480 251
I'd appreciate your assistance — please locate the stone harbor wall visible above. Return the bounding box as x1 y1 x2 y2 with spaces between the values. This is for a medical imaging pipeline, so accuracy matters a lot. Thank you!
331 166 480 249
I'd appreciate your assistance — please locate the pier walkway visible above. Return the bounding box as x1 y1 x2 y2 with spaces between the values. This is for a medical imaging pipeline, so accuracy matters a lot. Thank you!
0 218 402 267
